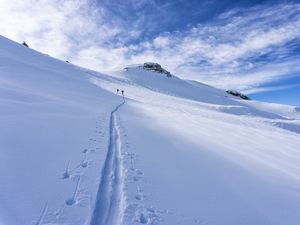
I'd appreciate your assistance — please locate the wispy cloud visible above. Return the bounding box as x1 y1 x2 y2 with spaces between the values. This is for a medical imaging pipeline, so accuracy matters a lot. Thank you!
243 83 300 95
0 0 300 92
0 0 121 57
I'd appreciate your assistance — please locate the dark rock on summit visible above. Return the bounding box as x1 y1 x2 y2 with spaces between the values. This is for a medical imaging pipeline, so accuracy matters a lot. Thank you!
143 62 172 77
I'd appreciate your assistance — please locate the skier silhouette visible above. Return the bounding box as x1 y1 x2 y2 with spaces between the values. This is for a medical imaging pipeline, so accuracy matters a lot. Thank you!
117 89 119 94
121 90 124 96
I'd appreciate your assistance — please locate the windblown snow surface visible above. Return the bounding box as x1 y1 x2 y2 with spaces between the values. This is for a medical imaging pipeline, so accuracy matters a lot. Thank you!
1 35 300 225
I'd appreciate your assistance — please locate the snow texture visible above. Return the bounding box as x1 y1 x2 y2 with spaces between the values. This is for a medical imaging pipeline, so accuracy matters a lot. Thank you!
1 35 300 225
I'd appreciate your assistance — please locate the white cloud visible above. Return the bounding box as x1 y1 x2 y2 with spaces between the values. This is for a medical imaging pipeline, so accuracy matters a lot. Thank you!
0 0 300 92
243 83 300 95
0 0 121 58
153 36 170 48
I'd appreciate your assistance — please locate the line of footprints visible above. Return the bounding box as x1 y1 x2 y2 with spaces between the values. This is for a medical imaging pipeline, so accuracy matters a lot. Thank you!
122 129 162 225
62 119 104 207
33 117 105 225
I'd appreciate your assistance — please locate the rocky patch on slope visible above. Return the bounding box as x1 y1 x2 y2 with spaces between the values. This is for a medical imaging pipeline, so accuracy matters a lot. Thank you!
226 90 251 100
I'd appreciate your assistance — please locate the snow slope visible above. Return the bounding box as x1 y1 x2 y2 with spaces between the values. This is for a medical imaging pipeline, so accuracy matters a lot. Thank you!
1 35 300 225
0 35 121 225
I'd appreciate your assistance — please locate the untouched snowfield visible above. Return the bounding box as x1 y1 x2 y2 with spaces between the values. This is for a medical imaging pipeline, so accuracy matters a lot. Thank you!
1 35 300 225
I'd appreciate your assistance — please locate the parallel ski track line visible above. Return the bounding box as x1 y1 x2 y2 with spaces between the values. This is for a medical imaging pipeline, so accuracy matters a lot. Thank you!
90 99 125 225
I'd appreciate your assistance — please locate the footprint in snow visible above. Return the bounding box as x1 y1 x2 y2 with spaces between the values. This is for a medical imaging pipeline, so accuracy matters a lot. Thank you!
139 213 148 224
81 160 92 168
65 177 80 206
136 170 143 175
138 207 161 225
61 170 70 179
61 161 70 179
133 170 144 182
135 195 142 201
81 161 88 168
65 197 75 206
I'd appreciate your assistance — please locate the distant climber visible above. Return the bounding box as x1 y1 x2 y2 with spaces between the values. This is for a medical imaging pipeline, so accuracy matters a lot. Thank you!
117 89 119 94
121 90 124 96
22 41 29 47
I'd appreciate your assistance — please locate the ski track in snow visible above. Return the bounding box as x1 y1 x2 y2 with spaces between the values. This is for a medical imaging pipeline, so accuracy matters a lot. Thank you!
90 99 126 225
34 202 48 225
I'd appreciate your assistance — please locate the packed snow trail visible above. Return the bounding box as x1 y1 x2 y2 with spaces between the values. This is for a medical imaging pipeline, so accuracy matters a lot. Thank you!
90 98 125 225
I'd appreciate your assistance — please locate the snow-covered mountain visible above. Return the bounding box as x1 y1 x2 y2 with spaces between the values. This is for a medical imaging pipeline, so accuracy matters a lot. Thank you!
1 35 300 225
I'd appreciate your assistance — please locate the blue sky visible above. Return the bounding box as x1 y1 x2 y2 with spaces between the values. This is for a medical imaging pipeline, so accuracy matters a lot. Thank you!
0 0 300 106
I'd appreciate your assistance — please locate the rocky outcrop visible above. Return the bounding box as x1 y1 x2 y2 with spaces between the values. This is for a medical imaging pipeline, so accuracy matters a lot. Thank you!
143 62 172 77
22 41 29 47
226 90 251 100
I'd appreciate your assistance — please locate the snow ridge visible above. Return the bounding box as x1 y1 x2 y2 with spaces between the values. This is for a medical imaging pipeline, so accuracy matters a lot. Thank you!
90 99 126 225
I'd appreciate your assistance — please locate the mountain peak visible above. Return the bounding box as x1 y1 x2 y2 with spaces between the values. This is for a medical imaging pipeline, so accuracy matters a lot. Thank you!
124 62 172 77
